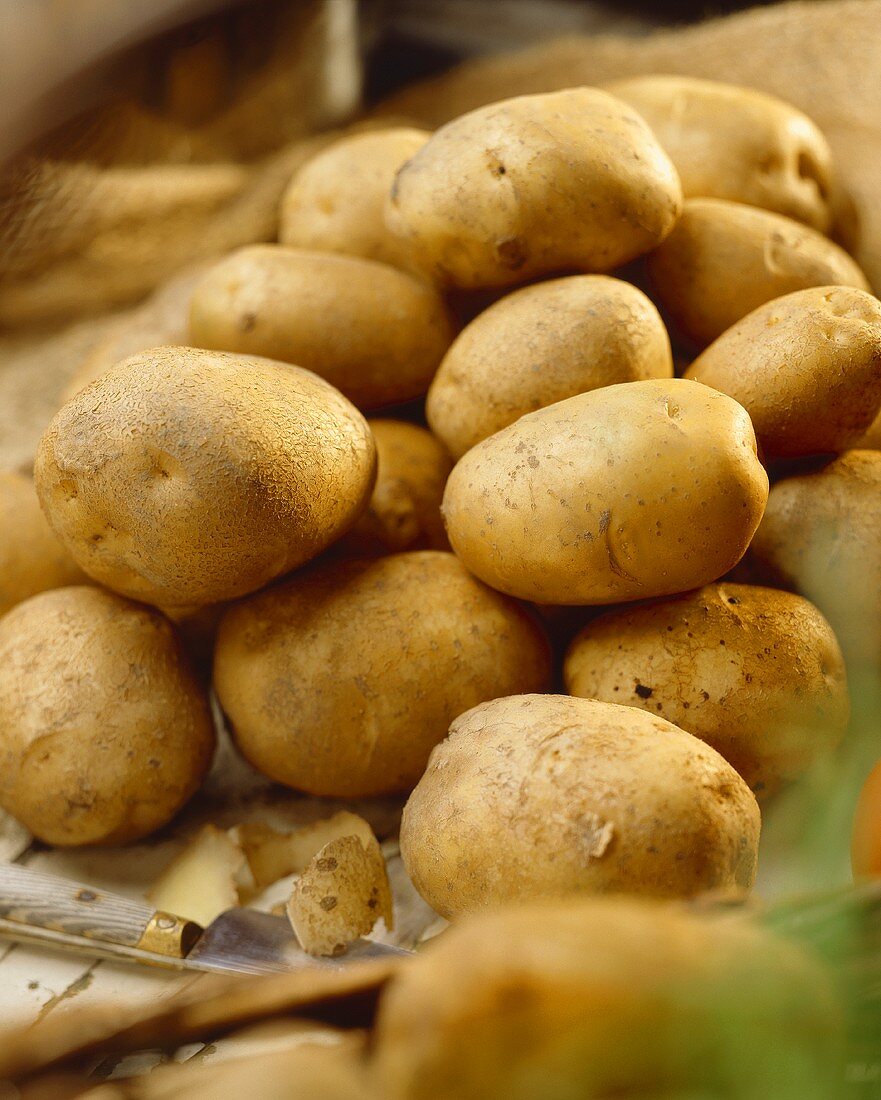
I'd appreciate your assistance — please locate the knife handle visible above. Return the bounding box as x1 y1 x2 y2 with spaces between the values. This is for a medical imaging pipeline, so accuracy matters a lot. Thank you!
0 863 201 958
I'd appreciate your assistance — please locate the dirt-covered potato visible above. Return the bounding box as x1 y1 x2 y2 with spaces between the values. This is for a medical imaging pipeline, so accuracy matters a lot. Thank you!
35 347 376 608
685 286 881 458
214 551 552 798
385 87 681 290
604 76 834 232
442 378 768 605
564 583 849 798
426 275 673 459
0 587 214 846
340 420 452 556
373 896 841 1100
401 694 760 917
648 199 869 348
0 471 85 617
750 450 881 670
279 128 431 274
189 246 453 409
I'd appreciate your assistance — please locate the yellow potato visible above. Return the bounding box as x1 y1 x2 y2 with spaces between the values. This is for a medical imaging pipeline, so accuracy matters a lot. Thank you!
35 347 376 608
400 694 760 917
564 583 850 798
0 471 85 617
442 378 768 605
605 76 834 231
426 275 673 459
385 87 681 289
374 896 842 1100
0 587 214 846
857 409 881 450
213 551 552 798
685 286 881 458
279 128 431 274
648 198 869 347
750 450 881 671
340 420 452 556
189 246 453 409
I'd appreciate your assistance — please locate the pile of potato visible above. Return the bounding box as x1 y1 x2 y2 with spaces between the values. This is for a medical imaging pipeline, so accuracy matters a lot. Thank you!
0 72 878 1097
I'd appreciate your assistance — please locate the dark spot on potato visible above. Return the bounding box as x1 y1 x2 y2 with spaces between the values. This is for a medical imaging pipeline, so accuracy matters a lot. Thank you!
635 683 653 699
240 312 257 333
319 895 338 912
494 237 527 270
316 857 338 873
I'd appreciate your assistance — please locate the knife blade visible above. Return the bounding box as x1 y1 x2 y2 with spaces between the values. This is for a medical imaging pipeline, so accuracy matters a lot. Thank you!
0 862 410 973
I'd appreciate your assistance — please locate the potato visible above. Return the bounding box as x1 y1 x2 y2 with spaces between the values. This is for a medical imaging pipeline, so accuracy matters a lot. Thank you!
852 756 881 879
385 87 681 290
604 76 834 232
0 587 214 846
188 246 453 409
279 128 431 274
426 276 673 459
287 832 393 957
214 551 552 798
373 896 841 1100
34 347 376 608
0 471 85 617
648 199 869 347
148 824 245 926
340 420 452 556
685 286 881 458
237 812 376 889
750 450 881 670
857 409 881 450
564 583 850 798
441 378 768 605
400 694 760 917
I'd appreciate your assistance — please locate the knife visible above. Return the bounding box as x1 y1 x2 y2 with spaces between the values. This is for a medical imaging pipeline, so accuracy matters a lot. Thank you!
0 863 409 974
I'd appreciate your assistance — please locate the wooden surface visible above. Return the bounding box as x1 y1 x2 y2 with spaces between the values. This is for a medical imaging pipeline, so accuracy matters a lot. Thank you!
0 722 425 1039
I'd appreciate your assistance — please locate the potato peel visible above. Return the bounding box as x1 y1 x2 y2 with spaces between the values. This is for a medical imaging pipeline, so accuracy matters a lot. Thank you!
237 812 375 890
148 825 245 927
287 834 393 957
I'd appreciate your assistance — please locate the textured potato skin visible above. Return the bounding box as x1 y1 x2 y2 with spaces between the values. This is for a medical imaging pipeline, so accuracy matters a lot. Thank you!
564 583 849 798
35 347 376 608
426 275 673 459
374 898 841 1100
385 87 682 289
442 377 768 605
400 695 760 917
0 587 214 845
213 552 552 798
279 128 431 273
648 199 869 348
685 286 881 458
605 76 834 231
0 472 85 616
189 246 453 409
750 450 881 670
340 420 452 556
